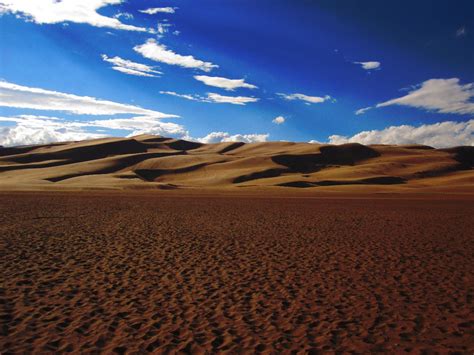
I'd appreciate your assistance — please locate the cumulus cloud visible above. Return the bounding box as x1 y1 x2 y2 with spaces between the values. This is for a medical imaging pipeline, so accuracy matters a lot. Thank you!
0 80 176 117
159 91 259 105
375 78 474 115
0 114 266 147
0 115 105 146
195 131 269 144
0 114 187 146
134 39 218 72
0 0 149 32
101 55 162 77
272 116 285 125
328 120 473 148
194 75 257 91
353 61 381 70
277 93 333 105
139 7 177 15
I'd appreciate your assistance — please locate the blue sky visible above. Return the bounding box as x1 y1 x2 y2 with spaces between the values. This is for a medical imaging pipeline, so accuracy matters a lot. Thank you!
0 0 473 147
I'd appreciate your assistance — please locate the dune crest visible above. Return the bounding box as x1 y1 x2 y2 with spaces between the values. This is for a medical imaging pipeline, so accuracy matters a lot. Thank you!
0 136 472 193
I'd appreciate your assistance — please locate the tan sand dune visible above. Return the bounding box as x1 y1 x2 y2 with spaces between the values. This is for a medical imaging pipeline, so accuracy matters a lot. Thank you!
0 135 472 193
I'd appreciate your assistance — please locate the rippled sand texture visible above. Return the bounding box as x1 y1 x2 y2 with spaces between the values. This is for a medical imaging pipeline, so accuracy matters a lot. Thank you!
1 193 473 353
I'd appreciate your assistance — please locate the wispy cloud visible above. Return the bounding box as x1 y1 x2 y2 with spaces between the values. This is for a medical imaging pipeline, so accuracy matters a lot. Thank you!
353 61 381 70
355 107 372 115
87 116 186 137
376 78 474 115
159 91 259 105
113 12 133 20
456 26 467 37
207 93 258 105
134 39 218 72
101 55 162 77
156 22 172 35
159 91 202 102
0 80 176 118
139 7 177 15
0 0 149 32
272 116 285 125
328 120 473 148
277 93 333 105
194 75 257 91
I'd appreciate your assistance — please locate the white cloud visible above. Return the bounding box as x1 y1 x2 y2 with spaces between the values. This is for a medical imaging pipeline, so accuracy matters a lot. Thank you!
156 22 171 35
0 115 267 147
355 106 372 115
87 116 187 137
354 61 381 70
272 116 285 125
207 93 258 105
113 12 133 20
139 7 177 15
376 78 474 115
134 39 218 72
159 91 259 105
328 120 473 148
101 54 162 77
0 80 176 117
0 114 187 146
0 115 105 146
159 91 203 102
0 0 149 32
110 66 157 77
194 75 257 91
277 93 333 104
195 131 269 144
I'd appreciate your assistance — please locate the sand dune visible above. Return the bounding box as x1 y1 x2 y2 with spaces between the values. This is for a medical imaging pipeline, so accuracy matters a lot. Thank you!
0 136 472 192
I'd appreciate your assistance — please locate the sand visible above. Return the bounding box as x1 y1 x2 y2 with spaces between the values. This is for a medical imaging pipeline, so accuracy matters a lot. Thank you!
1 192 473 353
0 135 473 193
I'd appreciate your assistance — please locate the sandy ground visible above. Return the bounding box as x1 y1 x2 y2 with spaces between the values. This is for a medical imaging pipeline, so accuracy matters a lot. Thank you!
1 192 473 353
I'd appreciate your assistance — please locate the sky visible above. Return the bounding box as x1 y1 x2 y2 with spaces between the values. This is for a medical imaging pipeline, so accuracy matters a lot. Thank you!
0 0 473 147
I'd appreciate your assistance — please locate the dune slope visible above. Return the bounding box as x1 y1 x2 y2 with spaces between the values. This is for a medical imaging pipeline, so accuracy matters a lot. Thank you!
0 136 472 193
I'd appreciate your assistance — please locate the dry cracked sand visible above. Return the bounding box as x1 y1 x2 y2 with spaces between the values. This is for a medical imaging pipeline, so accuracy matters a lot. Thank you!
1 192 473 353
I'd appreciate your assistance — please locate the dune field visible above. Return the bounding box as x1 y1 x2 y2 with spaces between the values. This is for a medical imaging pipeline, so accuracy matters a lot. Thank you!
0 135 473 193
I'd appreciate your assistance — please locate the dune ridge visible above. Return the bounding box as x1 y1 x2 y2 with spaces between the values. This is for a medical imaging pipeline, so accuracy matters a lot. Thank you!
0 135 472 193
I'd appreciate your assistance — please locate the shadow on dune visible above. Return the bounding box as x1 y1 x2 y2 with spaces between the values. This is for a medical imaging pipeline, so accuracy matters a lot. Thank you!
278 176 406 188
271 144 380 174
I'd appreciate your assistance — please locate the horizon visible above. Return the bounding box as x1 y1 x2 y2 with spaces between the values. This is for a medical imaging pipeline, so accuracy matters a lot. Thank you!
0 132 471 149
0 0 473 148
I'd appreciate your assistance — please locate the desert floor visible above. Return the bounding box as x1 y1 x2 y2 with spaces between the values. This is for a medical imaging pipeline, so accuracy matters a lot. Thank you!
1 192 473 353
